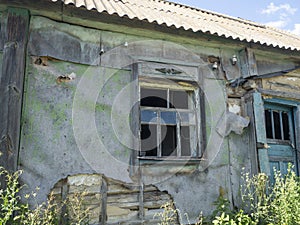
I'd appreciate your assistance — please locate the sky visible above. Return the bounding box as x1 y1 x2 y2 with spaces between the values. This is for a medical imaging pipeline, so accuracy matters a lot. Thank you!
173 1 300 36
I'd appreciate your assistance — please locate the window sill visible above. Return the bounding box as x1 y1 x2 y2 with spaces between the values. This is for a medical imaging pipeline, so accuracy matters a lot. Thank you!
138 156 202 164
137 157 206 175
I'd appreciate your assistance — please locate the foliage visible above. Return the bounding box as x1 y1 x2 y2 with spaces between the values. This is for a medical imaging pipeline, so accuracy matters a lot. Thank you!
0 169 22 225
241 165 300 225
2 164 300 225
0 167 90 225
155 201 203 225
158 165 300 225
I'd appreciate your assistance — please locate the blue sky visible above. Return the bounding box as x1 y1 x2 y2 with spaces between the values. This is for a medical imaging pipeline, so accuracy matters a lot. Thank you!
173 1 300 36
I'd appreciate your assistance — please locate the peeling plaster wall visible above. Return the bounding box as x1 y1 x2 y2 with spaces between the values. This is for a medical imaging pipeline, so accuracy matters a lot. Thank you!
20 59 95 203
13 14 276 224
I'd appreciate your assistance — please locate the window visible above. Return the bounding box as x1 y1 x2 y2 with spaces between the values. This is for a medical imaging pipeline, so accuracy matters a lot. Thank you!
139 81 200 159
264 106 291 142
264 102 297 180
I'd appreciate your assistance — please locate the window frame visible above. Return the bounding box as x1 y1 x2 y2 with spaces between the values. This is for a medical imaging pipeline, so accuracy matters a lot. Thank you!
139 83 201 159
264 102 295 145
252 93 299 178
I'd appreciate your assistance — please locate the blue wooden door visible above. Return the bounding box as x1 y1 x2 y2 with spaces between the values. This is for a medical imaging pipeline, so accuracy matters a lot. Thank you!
264 103 297 183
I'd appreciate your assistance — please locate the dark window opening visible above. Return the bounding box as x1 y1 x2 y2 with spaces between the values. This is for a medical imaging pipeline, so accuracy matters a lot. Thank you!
161 125 177 156
170 90 189 109
141 124 157 157
140 85 197 158
141 88 167 108
273 111 281 139
265 110 272 139
181 126 191 156
282 112 290 140
264 108 291 141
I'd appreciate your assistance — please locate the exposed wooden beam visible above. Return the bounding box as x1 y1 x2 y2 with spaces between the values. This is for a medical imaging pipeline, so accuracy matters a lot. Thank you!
0 7 29 173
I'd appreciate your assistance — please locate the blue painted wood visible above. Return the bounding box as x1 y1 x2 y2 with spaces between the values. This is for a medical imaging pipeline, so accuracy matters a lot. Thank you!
295 106 300 175
265 102 297 182
268 144 294 158
264 102 292 112
264 98 300 107
253 92 267 145
258 148 271 176
253 92 271 175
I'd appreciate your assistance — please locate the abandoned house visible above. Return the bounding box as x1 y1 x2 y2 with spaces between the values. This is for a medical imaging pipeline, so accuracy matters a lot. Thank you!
1 0 300 224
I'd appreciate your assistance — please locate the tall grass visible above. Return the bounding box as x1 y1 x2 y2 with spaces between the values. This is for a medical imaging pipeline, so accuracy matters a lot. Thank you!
0 167 90 225
158 165 300 225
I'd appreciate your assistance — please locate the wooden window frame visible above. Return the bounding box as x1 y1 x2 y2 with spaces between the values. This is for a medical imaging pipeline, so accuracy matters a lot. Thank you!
252 92 299 177
139 84 201 159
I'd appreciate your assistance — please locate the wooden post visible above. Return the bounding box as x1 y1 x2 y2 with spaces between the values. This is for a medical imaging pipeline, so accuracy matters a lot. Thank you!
0 8 30 173
129 63 140 178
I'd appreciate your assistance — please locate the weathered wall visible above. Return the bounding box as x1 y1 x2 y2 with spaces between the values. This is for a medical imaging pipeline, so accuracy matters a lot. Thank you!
261 68 300 94
8 8 299 224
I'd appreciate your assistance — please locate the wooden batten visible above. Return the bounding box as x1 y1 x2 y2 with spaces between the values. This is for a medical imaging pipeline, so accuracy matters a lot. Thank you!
0 7 29 173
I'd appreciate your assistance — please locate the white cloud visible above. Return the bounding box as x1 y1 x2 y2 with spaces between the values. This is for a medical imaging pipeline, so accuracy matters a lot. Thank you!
261 3 298 31
265 20 287 29
291 24 300 36
261 2 297 15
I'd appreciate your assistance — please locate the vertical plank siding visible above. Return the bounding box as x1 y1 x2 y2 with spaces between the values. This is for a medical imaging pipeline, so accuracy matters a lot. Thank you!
0 8 29 173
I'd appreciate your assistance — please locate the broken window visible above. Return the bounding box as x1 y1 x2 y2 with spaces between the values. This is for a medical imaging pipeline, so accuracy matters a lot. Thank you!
140 84 199 158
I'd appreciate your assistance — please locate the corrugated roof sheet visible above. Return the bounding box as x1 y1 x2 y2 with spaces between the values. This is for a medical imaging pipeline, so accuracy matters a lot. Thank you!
52 0 300 51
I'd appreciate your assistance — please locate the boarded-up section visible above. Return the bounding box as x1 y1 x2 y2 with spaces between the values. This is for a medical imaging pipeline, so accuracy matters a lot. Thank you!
51 174 175 225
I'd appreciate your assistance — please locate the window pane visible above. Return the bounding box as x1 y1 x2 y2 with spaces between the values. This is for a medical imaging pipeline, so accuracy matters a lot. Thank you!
180 112 196 125
273 111 282 139
141 109 157 123
170 90 189 109
282 112 290 140
265 110 273 139
181 126 191 156
141 124 157 156
161 111 176 125
141 88 167 108
161 125 177 156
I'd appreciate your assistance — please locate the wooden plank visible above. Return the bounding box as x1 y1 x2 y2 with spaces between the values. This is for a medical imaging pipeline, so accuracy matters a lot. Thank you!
0 0 62 21
252 92 267 145
129 63 140 178
0 7 29 172
243 95 258 175
0 12 5 51
294 106 300 175
257 148 271 176
247 48 258 76
251 92 271 175
198 87 206 157
140 61 198 81
28 28 101 66
101 178 108 225
258 88 300 101
60 179 69 225
220 49 241 81
239 48 258 78
138 182 144 220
